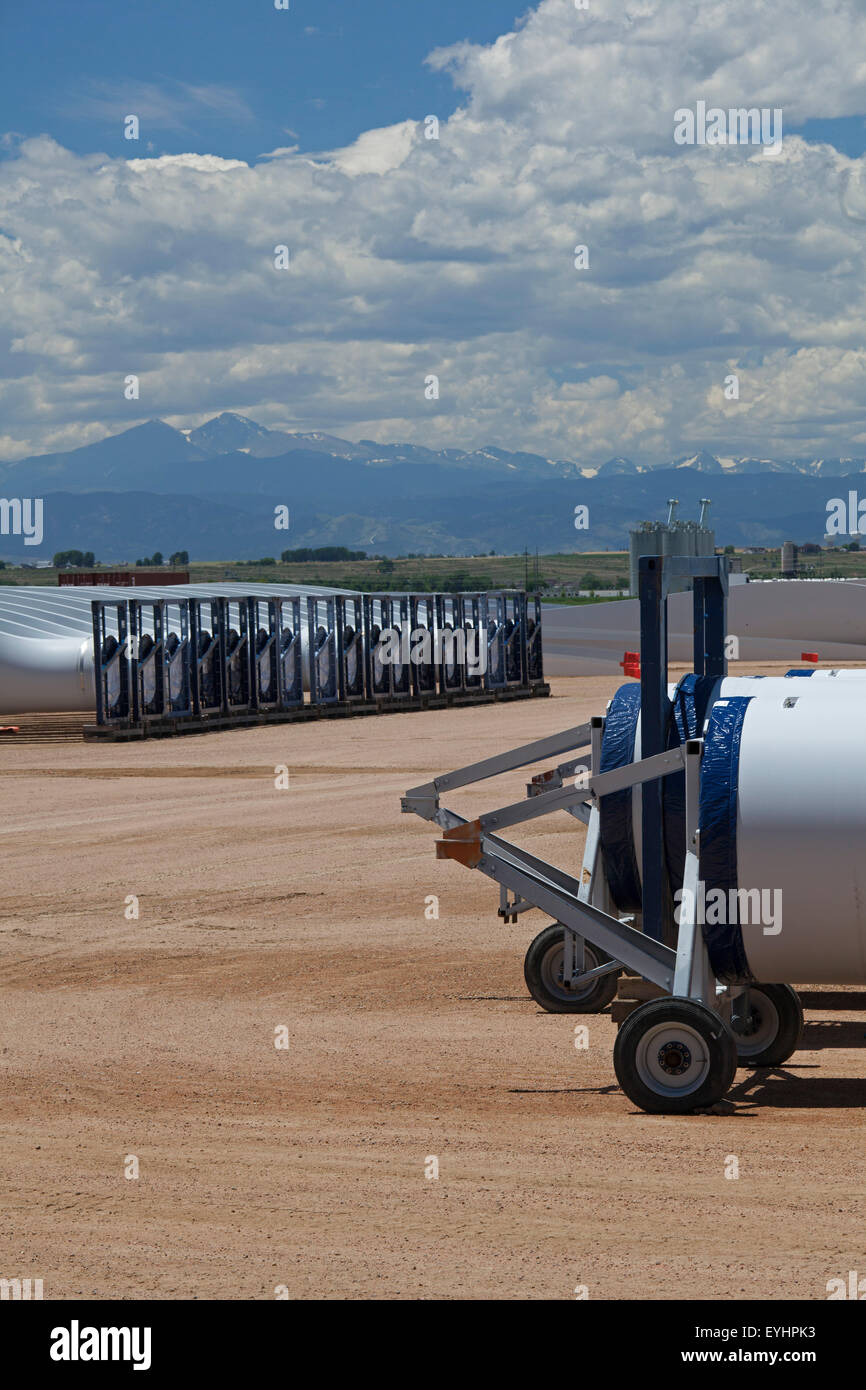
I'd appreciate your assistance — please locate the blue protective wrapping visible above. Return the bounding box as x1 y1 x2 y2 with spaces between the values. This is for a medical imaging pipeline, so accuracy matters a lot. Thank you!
598 682 643 911
663 674 719 893
698 695 755 984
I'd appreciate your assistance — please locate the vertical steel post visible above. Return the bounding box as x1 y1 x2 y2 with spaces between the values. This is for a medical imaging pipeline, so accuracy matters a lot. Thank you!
638 557 667 942
704 564 728 680
91 602 104 725
693 578 707 677
693 561 728 679
129 599 141 724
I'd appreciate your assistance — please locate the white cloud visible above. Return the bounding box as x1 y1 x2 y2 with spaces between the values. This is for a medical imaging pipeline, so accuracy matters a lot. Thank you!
124 153 249 174
326 121 417 177
2 0 866 464
67 79 255 131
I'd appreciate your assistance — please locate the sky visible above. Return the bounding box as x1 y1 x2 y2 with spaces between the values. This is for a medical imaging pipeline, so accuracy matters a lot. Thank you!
3 0 866 465
0 0 527 163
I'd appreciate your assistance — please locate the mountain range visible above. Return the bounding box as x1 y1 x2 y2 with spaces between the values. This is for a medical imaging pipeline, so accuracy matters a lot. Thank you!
0 413 861 560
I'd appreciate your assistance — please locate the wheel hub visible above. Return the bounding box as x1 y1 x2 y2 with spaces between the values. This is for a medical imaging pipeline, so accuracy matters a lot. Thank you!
735 1006 762 1038
545 943 596 1000
658 1040 692 1076
730 988 782 1058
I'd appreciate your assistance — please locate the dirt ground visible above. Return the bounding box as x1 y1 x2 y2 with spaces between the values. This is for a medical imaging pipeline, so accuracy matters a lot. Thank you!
2 668 866 1301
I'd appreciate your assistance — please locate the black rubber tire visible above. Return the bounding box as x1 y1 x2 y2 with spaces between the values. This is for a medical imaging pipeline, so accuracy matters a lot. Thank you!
523 924 619 1014
731 983 803 1067
613 997 738 1114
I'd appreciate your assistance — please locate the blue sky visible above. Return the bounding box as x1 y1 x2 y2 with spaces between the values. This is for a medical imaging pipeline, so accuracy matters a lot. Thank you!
0 0 527 162
3 1 865 162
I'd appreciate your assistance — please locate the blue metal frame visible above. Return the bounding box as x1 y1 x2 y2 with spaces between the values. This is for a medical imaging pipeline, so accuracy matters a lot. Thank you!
638 554 729 943
91 599 131 725
277 596 303 710
190 598 225 717
89 588 549 734
249 597 280 711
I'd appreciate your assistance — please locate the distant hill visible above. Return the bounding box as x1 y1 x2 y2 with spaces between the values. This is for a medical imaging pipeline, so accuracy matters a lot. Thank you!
0 414 862 560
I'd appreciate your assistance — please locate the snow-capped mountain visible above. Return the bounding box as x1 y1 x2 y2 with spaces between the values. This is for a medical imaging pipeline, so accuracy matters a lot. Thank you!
1 414 864 560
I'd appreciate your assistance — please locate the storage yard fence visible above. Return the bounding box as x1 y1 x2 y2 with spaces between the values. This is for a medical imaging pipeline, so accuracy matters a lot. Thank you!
88 590 547 739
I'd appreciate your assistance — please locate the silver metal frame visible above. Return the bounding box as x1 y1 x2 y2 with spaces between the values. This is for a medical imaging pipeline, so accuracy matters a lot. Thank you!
403 713 723 1009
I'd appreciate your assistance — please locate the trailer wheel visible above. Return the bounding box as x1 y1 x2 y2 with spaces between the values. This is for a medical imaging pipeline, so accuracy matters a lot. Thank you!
523 924 618 1013
613 998 738 1113
730 984 803 1067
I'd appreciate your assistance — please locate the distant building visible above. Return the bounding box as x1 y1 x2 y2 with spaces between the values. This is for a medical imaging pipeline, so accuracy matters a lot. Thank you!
781 541 798 578
58 569 190 588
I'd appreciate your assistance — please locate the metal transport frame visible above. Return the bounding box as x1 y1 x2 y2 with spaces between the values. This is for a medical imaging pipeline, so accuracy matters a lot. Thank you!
87 588 549 739
402 556 796 1112
93 600 131 725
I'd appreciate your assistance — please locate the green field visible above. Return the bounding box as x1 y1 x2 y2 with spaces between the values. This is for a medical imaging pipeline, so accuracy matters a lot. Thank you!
2 551 628 592
3 546 864 592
